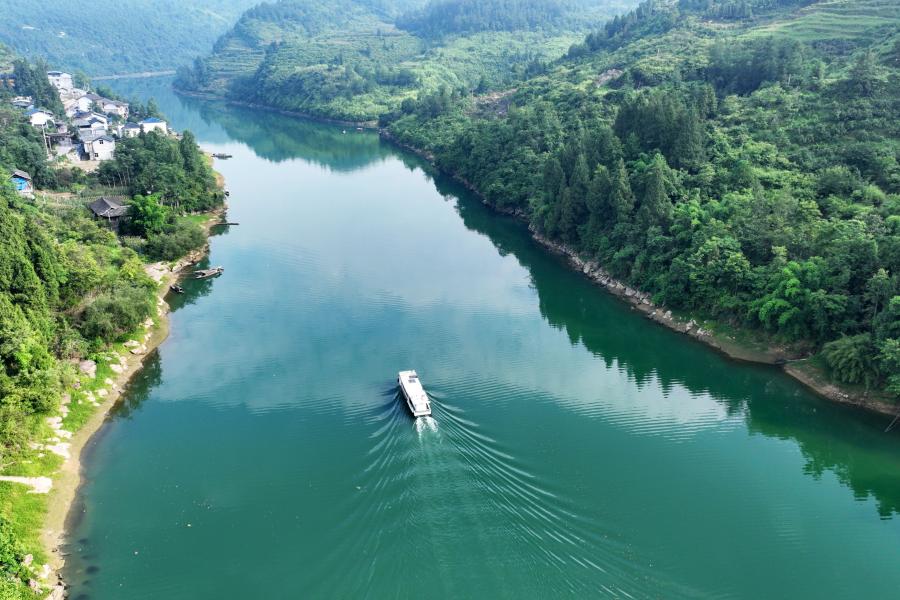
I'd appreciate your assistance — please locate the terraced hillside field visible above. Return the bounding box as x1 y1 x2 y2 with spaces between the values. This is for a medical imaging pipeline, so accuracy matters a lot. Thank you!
747 0 900 43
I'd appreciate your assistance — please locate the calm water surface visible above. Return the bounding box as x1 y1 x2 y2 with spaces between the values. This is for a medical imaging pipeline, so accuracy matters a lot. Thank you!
65 78 900 599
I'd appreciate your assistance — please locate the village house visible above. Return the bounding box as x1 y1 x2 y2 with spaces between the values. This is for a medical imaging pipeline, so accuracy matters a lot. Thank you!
88 196 128 228
26 108 54 127
62 88 89 116
75 118 108 140
45 122 71 148
101 99 129 119
46 70 73 94
9 170 33 197
74 112 109 137
10 96 32 109
73 95 94 114
122 122 142 138
82 135 116 161
140 117 167 135
63 91 132 120
73 110 108 126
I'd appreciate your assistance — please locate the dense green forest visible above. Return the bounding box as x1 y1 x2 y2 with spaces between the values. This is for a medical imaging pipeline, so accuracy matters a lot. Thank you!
383 0 900 396
396 0 633 38
0 60 222 596
0 0 260 75
175 0 637 121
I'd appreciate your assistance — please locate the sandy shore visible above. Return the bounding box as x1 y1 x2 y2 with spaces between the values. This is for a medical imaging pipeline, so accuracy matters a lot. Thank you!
40 207 225 589
41 285 172 576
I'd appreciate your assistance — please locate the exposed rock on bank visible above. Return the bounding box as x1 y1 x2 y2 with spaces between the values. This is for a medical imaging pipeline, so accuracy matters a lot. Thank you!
530 231 900 417
379 130 900 418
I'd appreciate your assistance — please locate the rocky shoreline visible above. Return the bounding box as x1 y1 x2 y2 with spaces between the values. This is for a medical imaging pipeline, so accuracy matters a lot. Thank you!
379 130 900 419
38 206 226 598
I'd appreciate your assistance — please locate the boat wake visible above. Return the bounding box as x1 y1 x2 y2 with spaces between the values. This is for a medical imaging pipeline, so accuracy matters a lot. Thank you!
310 384 680 598
415 415 438 436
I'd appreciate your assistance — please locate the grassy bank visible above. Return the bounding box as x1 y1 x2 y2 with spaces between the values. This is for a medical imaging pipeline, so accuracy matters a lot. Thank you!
0 205 224 599
44 207 226 581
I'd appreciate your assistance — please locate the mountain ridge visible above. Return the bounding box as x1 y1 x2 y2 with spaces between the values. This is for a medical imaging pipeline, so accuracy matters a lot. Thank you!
0 0 261 75
175 0 640 121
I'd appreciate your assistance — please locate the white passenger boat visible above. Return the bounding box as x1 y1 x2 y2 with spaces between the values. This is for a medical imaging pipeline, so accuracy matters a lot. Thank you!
398 370 431 417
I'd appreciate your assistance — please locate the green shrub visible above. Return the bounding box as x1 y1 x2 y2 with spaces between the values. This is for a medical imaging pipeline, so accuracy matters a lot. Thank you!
145 221 206 261
0 517 28 585
822 334 880 388
78 285 155 343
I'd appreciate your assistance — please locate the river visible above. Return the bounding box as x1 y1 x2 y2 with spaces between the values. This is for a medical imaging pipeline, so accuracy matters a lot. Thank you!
64 78 900 599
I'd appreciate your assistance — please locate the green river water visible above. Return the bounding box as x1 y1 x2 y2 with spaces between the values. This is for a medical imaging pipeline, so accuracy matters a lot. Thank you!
64 78 900 599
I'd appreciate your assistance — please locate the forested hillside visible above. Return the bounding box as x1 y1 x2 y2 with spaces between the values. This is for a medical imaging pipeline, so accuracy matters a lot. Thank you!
0 56 223 596
0 0 260 75
175 0 638 121
396 0 634 37
0 108 160 598
383 0 900 399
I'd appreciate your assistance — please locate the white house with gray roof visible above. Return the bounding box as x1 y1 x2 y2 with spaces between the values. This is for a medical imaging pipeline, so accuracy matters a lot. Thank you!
27 108 54 127
82 135 116 161
47 71 73 94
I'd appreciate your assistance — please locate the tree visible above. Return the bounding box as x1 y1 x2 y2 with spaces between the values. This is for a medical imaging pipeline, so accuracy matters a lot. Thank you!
887 40 900 69
636 153 675 230
878 338 900 395
864 268 893 320
850 50 877 97
128 194 169 236
753 259 847 341
539 154 566 236
11 58 64 115
559 153 589 243
608 158 635 221
180 131 203 176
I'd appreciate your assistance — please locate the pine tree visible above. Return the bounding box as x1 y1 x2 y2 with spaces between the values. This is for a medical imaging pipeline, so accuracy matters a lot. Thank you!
560 153 590 242
637 154 675 229
609 158 635 221
851 50 877 97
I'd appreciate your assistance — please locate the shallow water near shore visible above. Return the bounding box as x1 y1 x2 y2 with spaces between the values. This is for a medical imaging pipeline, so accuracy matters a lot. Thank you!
63 77 900 599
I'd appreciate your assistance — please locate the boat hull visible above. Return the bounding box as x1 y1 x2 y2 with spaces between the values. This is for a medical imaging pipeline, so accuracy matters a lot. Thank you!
398 372 431 417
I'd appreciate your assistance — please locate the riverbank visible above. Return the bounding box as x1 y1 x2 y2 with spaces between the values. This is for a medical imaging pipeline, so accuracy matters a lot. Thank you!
37 204 226 596
174 89 379 129
379 130 899 419
92 70 176 81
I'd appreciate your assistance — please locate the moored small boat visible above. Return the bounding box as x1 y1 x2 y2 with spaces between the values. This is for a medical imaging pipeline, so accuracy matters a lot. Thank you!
170 284 184 294
194 266 224 279
398 370 431 417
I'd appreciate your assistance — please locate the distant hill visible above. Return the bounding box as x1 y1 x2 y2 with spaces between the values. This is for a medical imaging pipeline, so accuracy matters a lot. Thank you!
176 0 639 121
396 0 631 38
0 0 261 75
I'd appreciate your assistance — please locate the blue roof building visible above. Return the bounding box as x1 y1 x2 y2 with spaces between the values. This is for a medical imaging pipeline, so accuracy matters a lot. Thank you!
10 169 33 196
